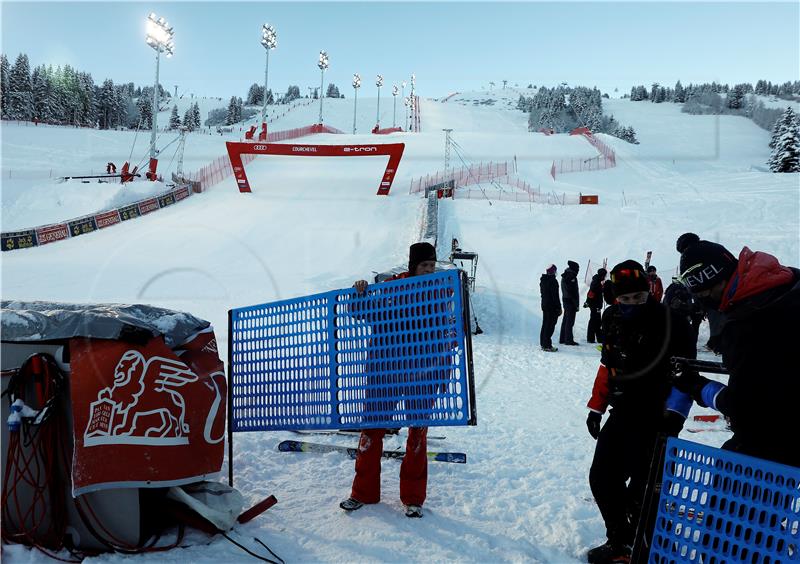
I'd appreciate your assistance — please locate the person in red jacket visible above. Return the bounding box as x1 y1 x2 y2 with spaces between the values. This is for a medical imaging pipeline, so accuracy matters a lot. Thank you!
646 265 663 302
339 242 438 518
585 260 694 563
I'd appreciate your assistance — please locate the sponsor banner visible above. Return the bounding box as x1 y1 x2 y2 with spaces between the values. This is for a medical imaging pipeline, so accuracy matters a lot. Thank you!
68 216 98 237
138 198 160 215
36 223 70 245
173 186 190 201
2 229 38 251
158 193 176 208
118 203 141 221
69 335 227 495
95 210 121 229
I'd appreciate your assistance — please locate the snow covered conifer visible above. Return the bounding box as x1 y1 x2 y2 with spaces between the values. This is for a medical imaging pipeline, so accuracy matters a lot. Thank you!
8 53 33 120
192 102 201 129
0 54 10 118
767 107 800 173
169 104 180 129
182 106 194 131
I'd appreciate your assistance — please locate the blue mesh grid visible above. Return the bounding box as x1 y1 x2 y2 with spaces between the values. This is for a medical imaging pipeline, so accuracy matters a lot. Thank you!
650 438 800 563
229 269 476 431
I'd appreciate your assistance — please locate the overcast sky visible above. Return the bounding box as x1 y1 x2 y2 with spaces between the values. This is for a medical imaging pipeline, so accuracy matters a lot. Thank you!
2 1 798 99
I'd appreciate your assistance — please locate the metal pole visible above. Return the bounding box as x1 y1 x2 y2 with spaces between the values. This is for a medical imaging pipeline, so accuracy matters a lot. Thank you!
262 48 270 124
393 94 397 128
319 68 324 124
150 49 160 160
376 85 381 128
443 128 453 176
402 84 406 130
353 87 358 134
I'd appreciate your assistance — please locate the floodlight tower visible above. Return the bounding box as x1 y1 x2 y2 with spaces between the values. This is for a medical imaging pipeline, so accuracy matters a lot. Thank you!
260 24 277 125
392 84 399 128
401 80 407 130
404 96 410 131
317 50 329 124
352 73 361 134
375 74 384 129
410 73 416 131
145 12 174 164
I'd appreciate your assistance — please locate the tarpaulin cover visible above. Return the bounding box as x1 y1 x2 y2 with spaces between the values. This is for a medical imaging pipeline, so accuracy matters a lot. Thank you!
1 301 211 348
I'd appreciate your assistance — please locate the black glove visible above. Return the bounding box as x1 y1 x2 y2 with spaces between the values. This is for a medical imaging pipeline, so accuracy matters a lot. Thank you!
661 410 686 437
586 411 602 440
583 301 590 309
671 364 712 406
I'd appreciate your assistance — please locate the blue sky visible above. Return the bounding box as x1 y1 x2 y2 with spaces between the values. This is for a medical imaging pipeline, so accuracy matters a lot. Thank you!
2 2 798 99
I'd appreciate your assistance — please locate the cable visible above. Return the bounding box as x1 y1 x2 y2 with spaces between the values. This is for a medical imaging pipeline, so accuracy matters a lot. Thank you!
222 532 283 564
449 140 493 205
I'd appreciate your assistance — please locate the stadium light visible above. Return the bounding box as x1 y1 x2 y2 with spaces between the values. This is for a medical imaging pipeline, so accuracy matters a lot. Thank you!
145 12 175 166
260 24 277 124
375 74 384 129
392 84 399 128
318 50 329 124
352 73 361 134
401 81 407 130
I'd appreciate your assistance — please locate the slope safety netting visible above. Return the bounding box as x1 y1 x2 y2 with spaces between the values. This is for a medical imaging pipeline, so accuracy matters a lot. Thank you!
229 270 476 431
651 438 800 563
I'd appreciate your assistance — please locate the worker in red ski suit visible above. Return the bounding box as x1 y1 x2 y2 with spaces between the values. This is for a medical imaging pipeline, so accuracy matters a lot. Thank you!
341 242 449 516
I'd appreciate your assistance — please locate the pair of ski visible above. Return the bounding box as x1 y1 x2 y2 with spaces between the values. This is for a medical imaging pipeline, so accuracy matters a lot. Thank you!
291 429 447 441
278 439 466 464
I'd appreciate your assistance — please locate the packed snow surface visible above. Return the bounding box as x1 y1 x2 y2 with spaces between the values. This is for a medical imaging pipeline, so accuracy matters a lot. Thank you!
1 88 798 563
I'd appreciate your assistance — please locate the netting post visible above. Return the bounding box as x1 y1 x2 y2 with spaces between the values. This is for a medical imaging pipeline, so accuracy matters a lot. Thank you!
227 308 234 487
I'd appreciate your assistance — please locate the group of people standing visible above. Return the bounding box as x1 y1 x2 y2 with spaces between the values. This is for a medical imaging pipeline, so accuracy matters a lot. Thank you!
540 259 669 353
575 234 799 563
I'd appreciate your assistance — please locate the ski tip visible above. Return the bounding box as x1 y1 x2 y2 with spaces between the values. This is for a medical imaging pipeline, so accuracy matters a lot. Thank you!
432 452 467 463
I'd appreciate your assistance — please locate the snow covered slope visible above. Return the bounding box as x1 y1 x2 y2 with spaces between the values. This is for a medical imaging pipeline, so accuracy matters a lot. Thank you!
1 87 798 563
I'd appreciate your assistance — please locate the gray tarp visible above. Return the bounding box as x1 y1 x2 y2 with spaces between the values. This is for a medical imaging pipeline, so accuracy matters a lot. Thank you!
1 301 211 348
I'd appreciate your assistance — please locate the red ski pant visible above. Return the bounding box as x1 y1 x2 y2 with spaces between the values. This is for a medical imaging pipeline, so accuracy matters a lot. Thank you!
350 427 428 506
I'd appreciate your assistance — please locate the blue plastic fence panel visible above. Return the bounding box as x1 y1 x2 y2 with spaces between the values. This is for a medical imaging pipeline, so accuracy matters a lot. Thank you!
650 437 800 563
228 269 476 432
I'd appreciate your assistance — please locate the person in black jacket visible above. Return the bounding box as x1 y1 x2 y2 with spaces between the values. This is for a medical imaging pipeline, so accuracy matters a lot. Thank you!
539 264 562 352
585 260 694 563
663 278 704 356
584 268 607 343
675 239 800 468
559 260 580 345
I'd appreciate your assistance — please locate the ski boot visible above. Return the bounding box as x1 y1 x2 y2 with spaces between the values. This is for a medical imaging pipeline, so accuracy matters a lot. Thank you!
404 505 423 518
586 540 631 563
339 497 364 511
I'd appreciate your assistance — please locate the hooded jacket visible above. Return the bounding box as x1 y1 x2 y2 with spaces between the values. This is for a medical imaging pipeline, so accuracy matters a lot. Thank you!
561 263 580 310
540 273 561 313
709 248 799 466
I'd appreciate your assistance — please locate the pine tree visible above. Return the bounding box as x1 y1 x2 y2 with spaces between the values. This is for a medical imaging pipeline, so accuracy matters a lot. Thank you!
182 106 194 131
169 104 180 129
246 83 263 105
674 80 685 103
192 102 201 129
137 94 153 128
8 53 33 120
226 96 238 124
767 107 800 172
0 54 10 118
31 65 50 121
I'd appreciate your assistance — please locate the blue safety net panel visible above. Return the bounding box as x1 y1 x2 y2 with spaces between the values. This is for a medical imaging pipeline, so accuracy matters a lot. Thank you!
228 269 476 431
650 438 800 563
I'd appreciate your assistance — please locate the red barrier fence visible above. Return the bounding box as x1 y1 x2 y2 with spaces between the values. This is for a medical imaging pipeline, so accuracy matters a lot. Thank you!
550 133 616 180
409 161 510 194
184 123 344 191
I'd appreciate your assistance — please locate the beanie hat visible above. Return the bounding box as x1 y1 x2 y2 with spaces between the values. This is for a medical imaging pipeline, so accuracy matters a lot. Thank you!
646 265 657 273
679 240 738 292
610 260 649 296
408 242 437 273
567 260 579 273
676 232 700 254
597 268 607 278
546 264 557 275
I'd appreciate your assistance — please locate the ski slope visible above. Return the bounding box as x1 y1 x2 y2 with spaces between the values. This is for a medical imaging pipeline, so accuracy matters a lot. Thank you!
2 88 798 563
